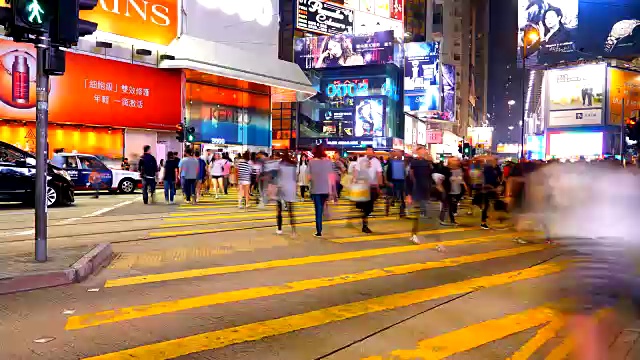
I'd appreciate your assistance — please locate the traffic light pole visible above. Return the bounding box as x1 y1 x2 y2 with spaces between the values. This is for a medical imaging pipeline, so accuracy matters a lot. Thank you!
34 36 50 262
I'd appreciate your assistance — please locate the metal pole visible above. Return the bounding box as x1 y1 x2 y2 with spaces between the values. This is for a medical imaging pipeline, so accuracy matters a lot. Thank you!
520 45 526 160
620 99 625 164
34 38 50 262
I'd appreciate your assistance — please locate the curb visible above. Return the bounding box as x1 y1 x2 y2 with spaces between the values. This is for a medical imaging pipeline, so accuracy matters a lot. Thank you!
0 243 113 295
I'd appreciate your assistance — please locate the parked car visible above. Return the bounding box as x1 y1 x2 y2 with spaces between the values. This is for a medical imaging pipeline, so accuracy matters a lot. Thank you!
55 153 141 193
0 141 74 206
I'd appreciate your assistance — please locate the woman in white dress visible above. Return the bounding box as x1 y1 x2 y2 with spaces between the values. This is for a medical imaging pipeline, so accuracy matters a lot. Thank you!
297 157 309 201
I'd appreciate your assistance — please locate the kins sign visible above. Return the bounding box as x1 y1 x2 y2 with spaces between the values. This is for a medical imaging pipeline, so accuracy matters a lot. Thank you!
0 41 182 129
81 0 178 45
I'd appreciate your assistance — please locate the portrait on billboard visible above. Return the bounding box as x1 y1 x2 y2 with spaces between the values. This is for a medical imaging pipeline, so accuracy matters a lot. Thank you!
548 64 605 111
296 0 354 35
518 0 578 67
441 64 456 121
294 31 394 70
354 96 385 137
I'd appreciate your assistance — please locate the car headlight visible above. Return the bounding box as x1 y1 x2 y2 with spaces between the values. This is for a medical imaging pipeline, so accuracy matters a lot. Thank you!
53 168 71 182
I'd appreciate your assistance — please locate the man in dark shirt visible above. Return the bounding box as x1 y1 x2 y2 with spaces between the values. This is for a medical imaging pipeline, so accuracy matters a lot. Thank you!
138 145 158 204
163 152 179 204
407 145 433 244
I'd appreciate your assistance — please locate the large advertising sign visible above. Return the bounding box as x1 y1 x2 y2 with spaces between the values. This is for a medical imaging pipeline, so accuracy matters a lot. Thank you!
608 67 640 125
84 0 178 45
321 77 390 106
294 30 394 70
518 0 640 67
187 0 279 56
296 0 354 35
547 64 605 127
403 42 449 119
441 64 456 121
0 41 181 129
548 131 603 158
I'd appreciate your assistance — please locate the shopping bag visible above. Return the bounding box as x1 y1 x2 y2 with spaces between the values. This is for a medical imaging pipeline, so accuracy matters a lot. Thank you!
348 181 370 202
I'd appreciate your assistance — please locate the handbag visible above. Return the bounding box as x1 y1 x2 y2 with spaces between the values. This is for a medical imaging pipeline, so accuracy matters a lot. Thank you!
348 181 371 202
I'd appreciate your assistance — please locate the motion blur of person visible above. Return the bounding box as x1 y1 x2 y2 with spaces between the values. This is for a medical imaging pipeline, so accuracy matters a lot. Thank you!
525 160 640 360
479 157 500 229
163 152 179 204
407 145 433 244
89 166 102 199
307 146 332 237
138 145 158 205
297 156 309 201
235 151 252 210
195 150 206 202
222 153 232 195
262 153 280 207
385 149 407 217
51 148 65 168
353 145 383 234
179 148 199 205
332 156 346 200
448 157 466 222
275 152 297 236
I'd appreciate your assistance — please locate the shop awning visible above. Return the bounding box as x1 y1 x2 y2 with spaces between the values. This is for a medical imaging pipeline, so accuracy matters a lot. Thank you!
160 35 316 102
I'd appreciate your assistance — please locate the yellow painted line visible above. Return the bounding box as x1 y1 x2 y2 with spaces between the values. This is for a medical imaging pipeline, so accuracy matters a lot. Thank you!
165 207 355 222
544 338 573 360
333 226 478 243
105 233 518 288
159 214 353 228
172 204 385 215
81 262 565 360
508 319 565 360
68 244 549 330
379 306 559 360
148 216 396 237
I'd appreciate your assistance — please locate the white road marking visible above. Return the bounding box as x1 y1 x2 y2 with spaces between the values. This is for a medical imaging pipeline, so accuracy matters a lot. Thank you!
81 199 136 218
13 230 35 236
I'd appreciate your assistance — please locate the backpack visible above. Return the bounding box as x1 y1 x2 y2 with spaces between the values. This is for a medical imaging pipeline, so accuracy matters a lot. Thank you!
390 159 406 181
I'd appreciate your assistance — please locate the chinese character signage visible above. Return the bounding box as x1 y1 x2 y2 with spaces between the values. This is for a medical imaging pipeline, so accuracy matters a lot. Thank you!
294 30 394 69
296 0 354 35
0 41 182 129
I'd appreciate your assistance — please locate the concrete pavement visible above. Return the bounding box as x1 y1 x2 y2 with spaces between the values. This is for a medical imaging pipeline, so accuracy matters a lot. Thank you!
0 190 637 359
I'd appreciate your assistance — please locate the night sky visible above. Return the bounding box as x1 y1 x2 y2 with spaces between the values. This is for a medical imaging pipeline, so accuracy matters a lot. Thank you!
488 0 521 148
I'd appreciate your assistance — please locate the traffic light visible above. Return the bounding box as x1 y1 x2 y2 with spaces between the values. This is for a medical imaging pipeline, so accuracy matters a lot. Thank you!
176 123 185 142
49 0 98 48
458 141 463 153
186 126 195 142
463 142 471 157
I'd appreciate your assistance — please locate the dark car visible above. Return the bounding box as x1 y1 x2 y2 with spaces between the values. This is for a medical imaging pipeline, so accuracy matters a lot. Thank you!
0 141 74 206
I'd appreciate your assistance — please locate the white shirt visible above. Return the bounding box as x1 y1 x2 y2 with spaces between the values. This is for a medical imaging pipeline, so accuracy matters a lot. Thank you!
355 156 383 185
210 159 227 176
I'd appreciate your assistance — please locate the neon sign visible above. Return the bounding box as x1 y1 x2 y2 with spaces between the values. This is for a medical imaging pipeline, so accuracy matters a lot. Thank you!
326 80 369 98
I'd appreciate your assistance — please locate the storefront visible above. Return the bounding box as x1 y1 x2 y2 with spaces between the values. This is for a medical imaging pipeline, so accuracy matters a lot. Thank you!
0 0 316 162
0 40 182 162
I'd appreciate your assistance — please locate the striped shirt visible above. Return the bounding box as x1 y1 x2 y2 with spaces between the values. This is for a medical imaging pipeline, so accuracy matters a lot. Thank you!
236 160 252 182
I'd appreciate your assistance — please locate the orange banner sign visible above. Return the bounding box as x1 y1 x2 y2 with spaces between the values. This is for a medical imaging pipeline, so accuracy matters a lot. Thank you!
608 67 640 125
0 40 182 130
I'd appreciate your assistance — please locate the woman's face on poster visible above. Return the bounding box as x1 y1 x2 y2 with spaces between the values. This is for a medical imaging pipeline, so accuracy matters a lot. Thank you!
327 40 343 58
360 103 372 118
545 10 560 28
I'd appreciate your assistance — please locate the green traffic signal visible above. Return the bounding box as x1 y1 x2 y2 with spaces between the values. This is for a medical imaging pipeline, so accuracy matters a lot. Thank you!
187 134 194 142
25 0 44 24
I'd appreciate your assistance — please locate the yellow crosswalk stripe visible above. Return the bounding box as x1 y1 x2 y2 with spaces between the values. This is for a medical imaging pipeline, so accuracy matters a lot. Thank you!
172 204 385 215
104 233 518 288
333 226 477 243
165 207 357 222
545 338 573 360
508 319 566 360
371 306 559 360
159 213 360 228
148 216 396 237
67 244 549 330
81 262 565 360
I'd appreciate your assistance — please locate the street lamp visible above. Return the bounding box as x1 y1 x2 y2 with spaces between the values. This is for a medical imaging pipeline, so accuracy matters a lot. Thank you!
508 100 516 106
520 26 540 160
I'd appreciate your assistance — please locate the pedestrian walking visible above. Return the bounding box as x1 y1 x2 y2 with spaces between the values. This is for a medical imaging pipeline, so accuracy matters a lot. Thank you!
89 166 102 199
297 157 309 201
352 145 383 234
385 149 407 217
276 152 297 236
222 152 232 195
406 145 433 244
195 150 206 202
210 152 227 199
235 151 252 209
163 151 179 204
138 145 158 204
179 148 200 205
307 145 332 237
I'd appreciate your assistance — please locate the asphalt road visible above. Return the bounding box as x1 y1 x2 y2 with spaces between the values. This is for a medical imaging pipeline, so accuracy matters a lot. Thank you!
0 190 638 359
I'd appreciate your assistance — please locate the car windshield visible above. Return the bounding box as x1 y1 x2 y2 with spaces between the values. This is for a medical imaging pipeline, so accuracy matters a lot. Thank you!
0 146 26 165
79 156 107 170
